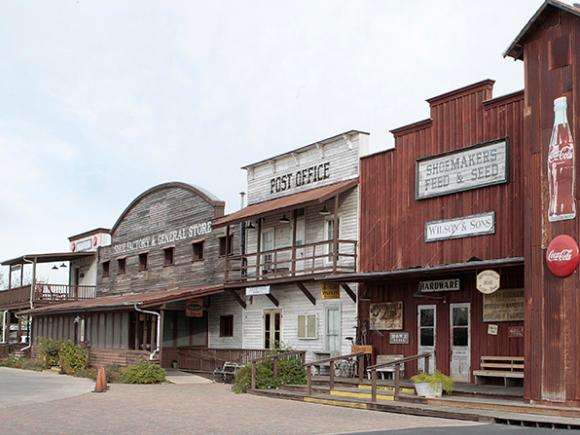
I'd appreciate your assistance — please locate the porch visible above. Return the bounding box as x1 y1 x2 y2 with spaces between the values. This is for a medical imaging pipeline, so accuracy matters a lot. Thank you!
0 283 97 309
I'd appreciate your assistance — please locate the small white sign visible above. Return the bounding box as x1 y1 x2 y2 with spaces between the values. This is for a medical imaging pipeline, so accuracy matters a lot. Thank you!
246 286 271 296
425 212 495 242
418 279 460 293
488 324 498 335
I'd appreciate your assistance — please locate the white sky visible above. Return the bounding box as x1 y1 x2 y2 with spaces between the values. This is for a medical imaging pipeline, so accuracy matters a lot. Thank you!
0 0 545 284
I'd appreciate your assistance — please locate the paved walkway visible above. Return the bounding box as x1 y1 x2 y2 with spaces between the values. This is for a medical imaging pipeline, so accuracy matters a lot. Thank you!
0 368 484 435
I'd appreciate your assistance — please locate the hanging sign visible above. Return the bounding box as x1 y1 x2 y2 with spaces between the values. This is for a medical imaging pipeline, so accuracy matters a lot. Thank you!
418 279 460 293
246 286 271 296
425 212 495 242
185 299 204 317
546 235 579 277
477 270 500 294
321 283 340 299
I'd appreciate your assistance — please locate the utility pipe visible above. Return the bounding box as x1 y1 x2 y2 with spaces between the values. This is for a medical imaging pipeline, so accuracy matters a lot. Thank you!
134 304 161 361
1 311 7 343
22 256 36 310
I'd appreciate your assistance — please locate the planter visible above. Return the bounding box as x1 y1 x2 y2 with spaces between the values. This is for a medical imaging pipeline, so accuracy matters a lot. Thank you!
414 382 442 397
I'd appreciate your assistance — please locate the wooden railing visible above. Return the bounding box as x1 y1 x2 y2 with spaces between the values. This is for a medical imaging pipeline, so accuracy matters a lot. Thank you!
366 352 432 402
250 351 307 390
225 239 357 284
33 283 97 302
0 343 28 359
177 347 270 373
0 286 32 308
303 351 366 395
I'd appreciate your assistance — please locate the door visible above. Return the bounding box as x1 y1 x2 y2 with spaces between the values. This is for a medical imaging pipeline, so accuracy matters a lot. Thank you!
417 305 436 374
261 228 274 273
326 307 340 352
264 309 281 349
450 303 470 382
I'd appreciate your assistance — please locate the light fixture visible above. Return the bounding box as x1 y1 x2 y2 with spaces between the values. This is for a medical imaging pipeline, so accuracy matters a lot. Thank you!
413 290 445 301
319 204 331 215
60 263 67 268
52 265 58 270
246 221 255 230
279 214 290 224
359 293 371 301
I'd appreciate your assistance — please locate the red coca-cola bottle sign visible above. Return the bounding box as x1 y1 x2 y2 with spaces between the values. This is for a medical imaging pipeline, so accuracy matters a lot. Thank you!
548 96 576 222
546 235 579 277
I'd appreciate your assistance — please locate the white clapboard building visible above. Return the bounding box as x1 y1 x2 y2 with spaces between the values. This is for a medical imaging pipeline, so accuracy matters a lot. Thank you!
213 131 369 362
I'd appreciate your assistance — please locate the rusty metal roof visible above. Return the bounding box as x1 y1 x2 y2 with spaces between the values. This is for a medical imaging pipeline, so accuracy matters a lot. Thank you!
19 283 225 315
213 178 358 228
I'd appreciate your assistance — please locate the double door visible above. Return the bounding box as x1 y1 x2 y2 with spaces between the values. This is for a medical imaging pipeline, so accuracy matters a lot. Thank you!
417 303 470 382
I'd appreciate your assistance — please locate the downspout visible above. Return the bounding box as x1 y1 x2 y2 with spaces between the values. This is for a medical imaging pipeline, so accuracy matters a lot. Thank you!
2 311 7 343
134 304 160 361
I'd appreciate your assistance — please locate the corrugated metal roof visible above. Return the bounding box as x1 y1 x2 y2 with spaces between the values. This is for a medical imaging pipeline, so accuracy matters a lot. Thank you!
213 178 358 228
2 252 95 266
504 0 580 60
19 284 225 315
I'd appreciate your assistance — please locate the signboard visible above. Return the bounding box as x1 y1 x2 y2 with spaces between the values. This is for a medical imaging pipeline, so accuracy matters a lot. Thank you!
482 288 524 322
416 138 509 200
546 235 579 277
418 279 460 293
370 302 403 330
389 332 409 344
425 212 495 242
477 269 500 294
508 326 524 338
246 286 271 296
487 325 498 335
185 299 204 317
321 283 340 299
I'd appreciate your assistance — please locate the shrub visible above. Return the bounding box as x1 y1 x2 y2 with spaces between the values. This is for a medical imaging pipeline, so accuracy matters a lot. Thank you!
232 343 306 394
36 337 88 375
122 361 166 384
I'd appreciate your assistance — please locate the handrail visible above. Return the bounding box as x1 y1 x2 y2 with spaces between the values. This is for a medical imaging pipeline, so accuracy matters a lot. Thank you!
304 351 366 395
250 351 306 390
367 352 432 402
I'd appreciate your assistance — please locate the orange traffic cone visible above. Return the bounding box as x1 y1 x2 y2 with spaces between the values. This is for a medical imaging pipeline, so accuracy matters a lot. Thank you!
93 367 108 393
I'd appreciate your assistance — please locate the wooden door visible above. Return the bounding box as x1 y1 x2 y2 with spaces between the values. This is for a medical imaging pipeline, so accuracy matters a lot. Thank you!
417 304 436 374
450 303 470 382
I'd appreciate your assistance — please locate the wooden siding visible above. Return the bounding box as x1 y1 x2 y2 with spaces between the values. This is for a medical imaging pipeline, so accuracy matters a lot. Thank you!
359 81 525 273
522 7 580 406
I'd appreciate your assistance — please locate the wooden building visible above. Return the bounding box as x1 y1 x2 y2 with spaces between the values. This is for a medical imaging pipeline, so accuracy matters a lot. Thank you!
16 182 244 368
214 131 369 362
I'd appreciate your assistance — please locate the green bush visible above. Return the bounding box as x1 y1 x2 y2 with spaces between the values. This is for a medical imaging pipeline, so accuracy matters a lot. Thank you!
37 337 88 375
122 361 166 384
232 343 306 394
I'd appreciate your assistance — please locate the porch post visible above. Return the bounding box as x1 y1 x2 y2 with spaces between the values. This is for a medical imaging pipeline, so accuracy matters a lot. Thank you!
159 308 165 366
333 194 339 272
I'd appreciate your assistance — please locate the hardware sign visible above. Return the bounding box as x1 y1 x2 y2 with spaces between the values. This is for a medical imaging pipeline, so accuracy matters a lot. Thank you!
418 279 460 293
546 235 579 277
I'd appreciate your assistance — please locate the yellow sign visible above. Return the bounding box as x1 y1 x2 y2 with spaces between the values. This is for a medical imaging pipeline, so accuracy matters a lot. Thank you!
185 298 204 317
321 283 340 299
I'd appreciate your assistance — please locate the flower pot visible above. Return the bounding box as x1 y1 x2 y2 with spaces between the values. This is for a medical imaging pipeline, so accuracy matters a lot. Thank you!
414 382 442 397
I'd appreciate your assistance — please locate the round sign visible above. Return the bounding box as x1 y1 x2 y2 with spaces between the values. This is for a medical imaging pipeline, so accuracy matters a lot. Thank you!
546 235 579 277
477 269 500 294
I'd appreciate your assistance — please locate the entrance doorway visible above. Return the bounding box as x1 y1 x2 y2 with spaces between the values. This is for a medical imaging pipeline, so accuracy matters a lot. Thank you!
450 303 470 382
417 305 436 374
264 309 281 349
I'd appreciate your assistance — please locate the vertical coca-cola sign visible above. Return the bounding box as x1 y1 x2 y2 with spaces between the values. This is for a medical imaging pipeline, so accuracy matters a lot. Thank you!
548 96 576 222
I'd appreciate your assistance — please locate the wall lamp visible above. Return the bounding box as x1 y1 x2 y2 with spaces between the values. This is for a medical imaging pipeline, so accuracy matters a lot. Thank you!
246 221 255 230
279 214 291 224
413 290 446 302
319 204 331 215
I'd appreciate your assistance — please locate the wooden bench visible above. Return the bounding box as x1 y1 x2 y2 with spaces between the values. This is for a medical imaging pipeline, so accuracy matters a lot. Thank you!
213 362 245 384
473 356 524 387
367 354 405 380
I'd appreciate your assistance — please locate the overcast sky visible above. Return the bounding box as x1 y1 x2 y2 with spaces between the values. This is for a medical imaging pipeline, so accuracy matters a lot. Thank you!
0 0 545 284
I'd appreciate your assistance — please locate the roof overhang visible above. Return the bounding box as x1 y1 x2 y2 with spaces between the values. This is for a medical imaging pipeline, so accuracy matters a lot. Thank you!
213 178 358 228
317 257 525 283
504 0 580 60
19 284 225 316
2 252 96 267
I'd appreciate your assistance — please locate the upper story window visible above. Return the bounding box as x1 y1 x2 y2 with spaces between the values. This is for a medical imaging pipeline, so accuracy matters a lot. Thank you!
102 261 110 278
219 234 234 257
164 247 175 266
220 315 234 337
138 253 149 271
192 240 204 261
117 258 126 274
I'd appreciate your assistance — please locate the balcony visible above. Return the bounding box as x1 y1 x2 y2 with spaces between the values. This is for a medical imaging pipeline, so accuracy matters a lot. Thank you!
0 283 97 310
225 239 357 285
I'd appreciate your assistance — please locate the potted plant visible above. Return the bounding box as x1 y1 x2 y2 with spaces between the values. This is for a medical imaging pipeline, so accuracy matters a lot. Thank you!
411 370 455 397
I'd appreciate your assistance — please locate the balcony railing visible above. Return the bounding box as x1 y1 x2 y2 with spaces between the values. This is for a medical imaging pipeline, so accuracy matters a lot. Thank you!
225 239 357 284
0 283 97 308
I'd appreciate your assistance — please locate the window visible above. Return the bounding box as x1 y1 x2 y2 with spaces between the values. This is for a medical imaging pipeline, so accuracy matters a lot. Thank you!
298 314 317 339
164 247 174 266
117 258 126 274
325 215 341 263
295 209 306 246
138 253 148 271
102 261 110 278
261 228 274 272
326 307 340 351
192 241 204 261
220 315 234 337
219 234 234 256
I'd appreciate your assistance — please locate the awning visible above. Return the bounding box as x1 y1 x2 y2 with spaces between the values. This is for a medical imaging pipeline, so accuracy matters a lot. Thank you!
213 178 358 228
2 252 95 267
19 284 225 316
317 257 525 283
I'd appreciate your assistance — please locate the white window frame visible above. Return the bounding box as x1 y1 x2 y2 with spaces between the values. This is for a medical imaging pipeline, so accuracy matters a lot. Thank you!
324 214 342 264
325 306 341 352
261 228 275 272
297 314 317 339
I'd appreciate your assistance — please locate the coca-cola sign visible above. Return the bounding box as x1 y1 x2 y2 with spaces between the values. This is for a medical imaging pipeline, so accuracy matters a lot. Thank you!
546 235 579 277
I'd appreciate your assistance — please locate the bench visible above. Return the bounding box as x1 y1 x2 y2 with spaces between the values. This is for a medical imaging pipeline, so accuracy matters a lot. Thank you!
367 354 405 380
473 356 524 387
213 362 245 384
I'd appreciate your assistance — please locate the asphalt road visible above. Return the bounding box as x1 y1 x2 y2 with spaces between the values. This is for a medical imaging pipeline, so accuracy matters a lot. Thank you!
0 368 572 435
